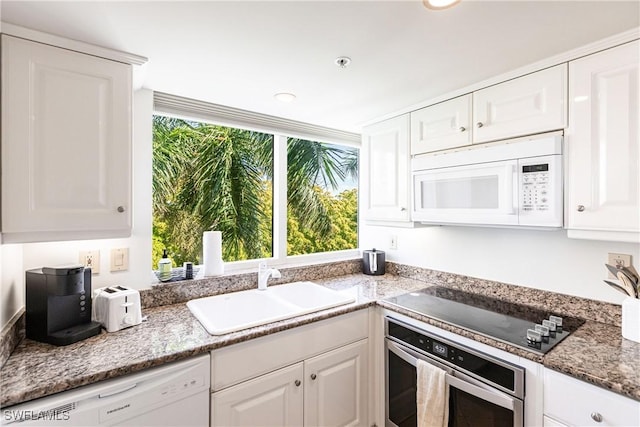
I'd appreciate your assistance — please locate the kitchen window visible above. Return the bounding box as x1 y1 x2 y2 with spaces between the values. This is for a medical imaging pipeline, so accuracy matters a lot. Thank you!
152 93 360 270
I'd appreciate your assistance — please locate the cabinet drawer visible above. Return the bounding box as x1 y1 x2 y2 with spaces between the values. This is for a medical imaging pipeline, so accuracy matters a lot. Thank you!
544 369 640 426
211 309 369 391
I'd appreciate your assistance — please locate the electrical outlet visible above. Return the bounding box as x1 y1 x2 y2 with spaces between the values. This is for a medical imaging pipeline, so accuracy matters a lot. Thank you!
390 235 398 250
607 253 632 279
110 248 129 272
79 250 100 274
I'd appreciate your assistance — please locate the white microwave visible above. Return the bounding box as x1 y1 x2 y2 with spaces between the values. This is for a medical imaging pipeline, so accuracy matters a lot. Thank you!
411 133 563 228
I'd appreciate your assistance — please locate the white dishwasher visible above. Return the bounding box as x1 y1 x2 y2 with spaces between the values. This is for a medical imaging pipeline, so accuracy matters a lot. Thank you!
3 354 210 426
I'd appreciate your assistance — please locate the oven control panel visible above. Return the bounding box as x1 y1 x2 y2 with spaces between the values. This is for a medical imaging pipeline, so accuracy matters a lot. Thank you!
387 319 519 394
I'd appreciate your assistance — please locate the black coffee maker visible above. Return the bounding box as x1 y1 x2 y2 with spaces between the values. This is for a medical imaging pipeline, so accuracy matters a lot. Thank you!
26 265 102 346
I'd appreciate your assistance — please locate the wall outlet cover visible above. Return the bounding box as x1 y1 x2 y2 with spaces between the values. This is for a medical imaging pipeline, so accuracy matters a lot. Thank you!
607 253 632 279
79 250 100 274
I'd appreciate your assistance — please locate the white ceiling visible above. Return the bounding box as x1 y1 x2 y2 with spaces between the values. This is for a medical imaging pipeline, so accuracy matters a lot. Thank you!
2 1 639 133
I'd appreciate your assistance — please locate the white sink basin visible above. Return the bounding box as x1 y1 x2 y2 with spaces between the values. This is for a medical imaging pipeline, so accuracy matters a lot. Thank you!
187 281 356 335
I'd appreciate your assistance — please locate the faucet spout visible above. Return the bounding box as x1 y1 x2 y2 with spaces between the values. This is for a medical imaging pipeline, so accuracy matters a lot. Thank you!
258 261 281 290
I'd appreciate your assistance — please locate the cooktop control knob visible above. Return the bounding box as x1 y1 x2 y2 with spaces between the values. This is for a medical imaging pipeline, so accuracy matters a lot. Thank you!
527 329 542 349
534 324 550 343
542 319 557 337
549 315 563 333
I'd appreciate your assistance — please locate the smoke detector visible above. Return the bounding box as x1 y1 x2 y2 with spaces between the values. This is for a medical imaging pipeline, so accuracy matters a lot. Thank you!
335 56 352 69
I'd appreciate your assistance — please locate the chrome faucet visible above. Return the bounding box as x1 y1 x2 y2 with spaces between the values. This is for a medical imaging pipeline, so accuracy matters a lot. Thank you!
258 261 281 290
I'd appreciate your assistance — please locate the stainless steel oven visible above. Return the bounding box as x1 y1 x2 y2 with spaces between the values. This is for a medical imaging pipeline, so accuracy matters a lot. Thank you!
385 317 525 427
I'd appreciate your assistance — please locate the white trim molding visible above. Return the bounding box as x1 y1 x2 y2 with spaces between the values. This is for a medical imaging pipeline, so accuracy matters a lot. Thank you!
0 22 148 65
154 92 361 146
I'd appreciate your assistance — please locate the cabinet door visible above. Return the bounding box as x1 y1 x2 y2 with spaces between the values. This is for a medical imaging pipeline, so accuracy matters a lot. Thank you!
544 368 640 427
211 363 304 427
304 339 368 427
410 94 472 154
473 64 567 143
361 115 411 222
1 35 132 242
566 40 640 239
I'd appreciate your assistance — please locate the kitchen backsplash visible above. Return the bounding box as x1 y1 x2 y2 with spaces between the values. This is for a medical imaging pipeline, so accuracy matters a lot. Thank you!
1 258 624 368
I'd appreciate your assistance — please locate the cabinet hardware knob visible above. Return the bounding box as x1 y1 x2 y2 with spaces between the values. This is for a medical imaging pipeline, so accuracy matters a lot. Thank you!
476 122 484 128
400 207 406 212
590 412 603 423
459 126 466 132
577 205 585 212
117 206 126 213
294 380 301 387
310 374 317 380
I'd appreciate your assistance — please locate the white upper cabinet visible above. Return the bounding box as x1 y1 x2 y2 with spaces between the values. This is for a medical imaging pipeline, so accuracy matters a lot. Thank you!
410 94 472 154
566 40 640 242
473 64 567 144
361 115 411 223
1 35 132 243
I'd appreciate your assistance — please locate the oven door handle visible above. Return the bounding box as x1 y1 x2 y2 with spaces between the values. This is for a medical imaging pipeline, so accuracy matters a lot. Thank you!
387 340 519 412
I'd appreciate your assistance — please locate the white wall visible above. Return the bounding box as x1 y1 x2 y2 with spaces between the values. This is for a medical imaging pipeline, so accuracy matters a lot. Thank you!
0 244 24 328
0 88 154 329
360 223 640 304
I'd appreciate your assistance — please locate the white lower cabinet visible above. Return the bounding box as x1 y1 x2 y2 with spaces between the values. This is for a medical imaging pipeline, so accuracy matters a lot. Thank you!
543 368 640 427
304 340 368 427
212 339 368 427
212 363 304 427
210 310 370 427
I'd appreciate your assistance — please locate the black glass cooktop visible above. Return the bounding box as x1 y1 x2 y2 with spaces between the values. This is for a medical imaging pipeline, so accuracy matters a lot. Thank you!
384 287 583 354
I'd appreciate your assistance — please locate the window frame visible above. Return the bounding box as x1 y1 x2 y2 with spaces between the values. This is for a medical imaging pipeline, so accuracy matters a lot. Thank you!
153 93 361 272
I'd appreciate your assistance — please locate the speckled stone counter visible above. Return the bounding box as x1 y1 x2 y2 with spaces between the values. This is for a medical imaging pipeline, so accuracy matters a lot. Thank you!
544 321 640 400
0 273 423 408
2 267 639 408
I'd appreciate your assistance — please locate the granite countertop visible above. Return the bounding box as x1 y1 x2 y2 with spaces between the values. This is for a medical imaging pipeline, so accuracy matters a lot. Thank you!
1 272 639 408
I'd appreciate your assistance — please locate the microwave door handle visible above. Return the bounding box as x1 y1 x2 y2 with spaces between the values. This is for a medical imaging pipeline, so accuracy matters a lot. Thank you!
503 163 517 215
512 164 518 214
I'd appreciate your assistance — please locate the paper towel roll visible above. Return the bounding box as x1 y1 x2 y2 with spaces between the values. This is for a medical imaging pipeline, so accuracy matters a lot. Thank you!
203 231 224 276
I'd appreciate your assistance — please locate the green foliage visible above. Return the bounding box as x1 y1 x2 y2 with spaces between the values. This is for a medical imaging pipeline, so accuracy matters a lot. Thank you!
152 116 358 268
287 188 358 255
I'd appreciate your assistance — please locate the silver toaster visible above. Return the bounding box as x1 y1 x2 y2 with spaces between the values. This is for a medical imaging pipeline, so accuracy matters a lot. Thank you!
92 286 142 332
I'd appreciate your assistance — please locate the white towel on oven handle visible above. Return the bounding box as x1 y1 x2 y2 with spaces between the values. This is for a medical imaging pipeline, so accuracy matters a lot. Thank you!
417 359 450 427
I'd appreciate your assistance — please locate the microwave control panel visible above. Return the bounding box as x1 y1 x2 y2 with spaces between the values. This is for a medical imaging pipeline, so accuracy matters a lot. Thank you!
518 153 562 227
521 163 550 211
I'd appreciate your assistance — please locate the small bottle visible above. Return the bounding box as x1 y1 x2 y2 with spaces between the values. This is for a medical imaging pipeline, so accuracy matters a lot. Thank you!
158 249 172 282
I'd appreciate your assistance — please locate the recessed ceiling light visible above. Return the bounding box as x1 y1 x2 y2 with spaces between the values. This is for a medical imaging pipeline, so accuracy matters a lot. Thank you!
274 92 296 103
423 0 461 10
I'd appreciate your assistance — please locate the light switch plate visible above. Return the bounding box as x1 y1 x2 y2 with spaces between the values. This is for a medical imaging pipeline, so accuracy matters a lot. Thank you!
110 248 129 272
79 250 100 274
607 253 632 279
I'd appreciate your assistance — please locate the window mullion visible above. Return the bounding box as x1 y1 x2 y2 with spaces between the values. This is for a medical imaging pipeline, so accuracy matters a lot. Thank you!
272 134 288 261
